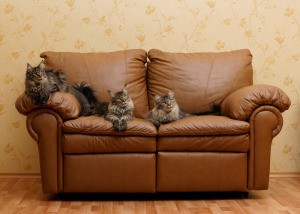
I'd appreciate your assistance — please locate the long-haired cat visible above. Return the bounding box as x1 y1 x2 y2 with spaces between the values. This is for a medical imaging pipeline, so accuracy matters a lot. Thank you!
25 62 90 116
147 90 190 128
104 85 134 131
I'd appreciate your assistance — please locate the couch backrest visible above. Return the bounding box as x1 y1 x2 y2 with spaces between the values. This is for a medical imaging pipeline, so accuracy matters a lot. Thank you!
147 49 253 114
40 49 149 118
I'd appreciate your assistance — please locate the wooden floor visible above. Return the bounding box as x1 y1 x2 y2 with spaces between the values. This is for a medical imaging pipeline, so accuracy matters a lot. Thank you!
0 177 300 213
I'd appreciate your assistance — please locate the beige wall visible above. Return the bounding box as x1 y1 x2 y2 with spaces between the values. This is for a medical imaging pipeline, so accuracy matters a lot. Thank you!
0 0 299 173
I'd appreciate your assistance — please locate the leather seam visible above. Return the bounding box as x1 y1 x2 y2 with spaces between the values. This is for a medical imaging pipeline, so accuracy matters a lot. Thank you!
123 50 128 86
171 53 175 92
204 56 215 104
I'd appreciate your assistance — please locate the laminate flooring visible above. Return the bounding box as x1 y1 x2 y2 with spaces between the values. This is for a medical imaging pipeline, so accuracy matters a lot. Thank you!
0 177 299 213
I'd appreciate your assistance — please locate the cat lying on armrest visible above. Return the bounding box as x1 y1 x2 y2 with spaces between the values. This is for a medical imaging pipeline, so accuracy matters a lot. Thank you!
25 62 91 116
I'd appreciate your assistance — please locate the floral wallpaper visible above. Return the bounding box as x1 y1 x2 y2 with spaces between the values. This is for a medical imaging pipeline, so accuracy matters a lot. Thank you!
0 0 299 174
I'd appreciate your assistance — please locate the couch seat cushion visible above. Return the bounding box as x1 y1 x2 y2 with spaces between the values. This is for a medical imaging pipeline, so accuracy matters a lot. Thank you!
158 115 250 136
157 116 250 152
157 135 249 152
62 135 156 154
63 116 157 136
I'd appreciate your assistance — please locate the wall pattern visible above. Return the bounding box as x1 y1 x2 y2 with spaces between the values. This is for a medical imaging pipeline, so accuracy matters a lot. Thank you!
0 0 299 173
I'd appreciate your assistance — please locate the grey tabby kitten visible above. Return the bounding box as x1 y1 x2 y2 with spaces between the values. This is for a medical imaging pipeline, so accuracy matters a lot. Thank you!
147 91 190 128
25 62 91 116
104 85 134 131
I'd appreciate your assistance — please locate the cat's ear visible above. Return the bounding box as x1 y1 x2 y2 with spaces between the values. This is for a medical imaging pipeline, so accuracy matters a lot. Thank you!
154 95 161 102
26 63 33 72
38 61 45 70
108 90 115 100
168 90 174 98
122 84 128 95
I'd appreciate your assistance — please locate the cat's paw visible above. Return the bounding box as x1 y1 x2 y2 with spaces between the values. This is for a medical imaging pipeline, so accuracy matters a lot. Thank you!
39 92 51 106
31 95 46 106
39 98 48 106
112 120 123 132
112 119 127 132
119 118 128 131
112 120 120 130
32 98 41 106
154 123 160 128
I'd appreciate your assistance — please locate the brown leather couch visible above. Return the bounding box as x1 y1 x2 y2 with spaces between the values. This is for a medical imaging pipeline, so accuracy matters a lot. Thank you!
15 49 291 193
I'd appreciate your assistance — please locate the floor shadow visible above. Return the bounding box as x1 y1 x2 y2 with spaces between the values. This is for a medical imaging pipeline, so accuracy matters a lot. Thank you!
50 191 250 201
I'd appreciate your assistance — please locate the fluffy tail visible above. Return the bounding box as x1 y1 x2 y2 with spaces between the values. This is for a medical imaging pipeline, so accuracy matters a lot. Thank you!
67 85 91 116
195 105 220 116
73 82 97 104
72 82 108 116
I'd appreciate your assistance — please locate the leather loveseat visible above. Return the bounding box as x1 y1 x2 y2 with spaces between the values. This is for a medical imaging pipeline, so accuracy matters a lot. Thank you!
15 49 291 193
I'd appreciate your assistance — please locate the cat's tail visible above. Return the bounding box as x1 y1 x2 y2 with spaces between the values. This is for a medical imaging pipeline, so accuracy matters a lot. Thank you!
67 85 91 116
72 82 108 116
195 105 220 116
73 82 98 104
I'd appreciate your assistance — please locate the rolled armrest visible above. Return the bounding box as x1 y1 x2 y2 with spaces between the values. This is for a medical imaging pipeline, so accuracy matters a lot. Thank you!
15 92 81 121
221 84 291 121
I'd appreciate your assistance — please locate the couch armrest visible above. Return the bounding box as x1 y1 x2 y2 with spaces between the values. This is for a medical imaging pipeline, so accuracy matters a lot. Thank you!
221 84 291 121
26 109 63 193
15 92 81 121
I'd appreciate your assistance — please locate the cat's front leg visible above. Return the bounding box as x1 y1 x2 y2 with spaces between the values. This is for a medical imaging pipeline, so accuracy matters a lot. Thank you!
39 91 51 106
31 93 43 106
111 118 127 132
112 119 123 131
118 117 128 132
123 109 133 119
160 116 171 124
31 92 49 106
104 113 119 123
118 115 132 131
121 114 133 122
105 114 125 131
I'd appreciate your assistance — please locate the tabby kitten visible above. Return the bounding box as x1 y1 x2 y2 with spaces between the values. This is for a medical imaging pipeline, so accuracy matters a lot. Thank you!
25 62 90 116
147 91 190 128
104 85 134 131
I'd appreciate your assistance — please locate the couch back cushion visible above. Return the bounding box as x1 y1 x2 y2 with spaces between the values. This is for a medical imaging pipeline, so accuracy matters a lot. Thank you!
40 49 149 118
147 49 253 113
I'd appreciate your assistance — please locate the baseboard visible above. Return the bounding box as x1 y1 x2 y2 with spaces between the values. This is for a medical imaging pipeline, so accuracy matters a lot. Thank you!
0 173 41 178
270 172 300 178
